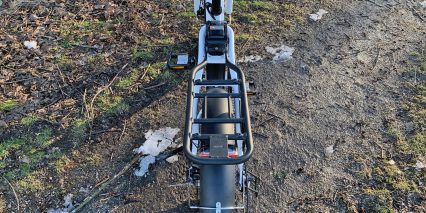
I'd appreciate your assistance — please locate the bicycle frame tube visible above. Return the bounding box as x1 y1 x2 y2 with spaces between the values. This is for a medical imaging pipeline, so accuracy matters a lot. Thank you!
186 0 253 208
191 0 248 168
206 0 225 21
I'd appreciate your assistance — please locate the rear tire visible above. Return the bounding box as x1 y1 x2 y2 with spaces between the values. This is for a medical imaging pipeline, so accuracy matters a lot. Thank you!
199 88 236 212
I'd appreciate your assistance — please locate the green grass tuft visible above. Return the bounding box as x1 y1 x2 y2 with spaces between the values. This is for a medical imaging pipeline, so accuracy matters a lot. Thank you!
20 114 39 125
239 14 258 24
132 48 154 61
71 118 88 140
16 173 44 192
235 0 279 11
0 100 17 111
363 188 396 213
0 137 29 159
146 62 165 79
116 69 139 89
35 128 53 148
98 95 130 116
54 155 72 173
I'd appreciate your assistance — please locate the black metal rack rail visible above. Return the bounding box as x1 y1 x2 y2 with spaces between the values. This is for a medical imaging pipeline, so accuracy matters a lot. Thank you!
183 60 253 165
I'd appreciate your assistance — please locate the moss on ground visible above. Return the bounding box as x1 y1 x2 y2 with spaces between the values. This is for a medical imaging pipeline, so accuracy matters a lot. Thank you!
98 94 130 116
116 69 140 89
132 48 154 61
20 114 39 125
1 128 55 178
363 188 396 213
358 48 426 212
54 155 72 173
0 100 17 111
146 62 166 80
16 172 45 192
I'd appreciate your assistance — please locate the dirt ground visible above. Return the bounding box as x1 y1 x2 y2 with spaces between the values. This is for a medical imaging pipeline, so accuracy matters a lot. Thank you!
0 0 425 212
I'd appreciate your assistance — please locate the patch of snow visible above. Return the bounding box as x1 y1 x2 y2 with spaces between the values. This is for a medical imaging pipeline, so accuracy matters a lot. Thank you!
47 194 74 213
266 45 294 63
170 142 182 149
23 40 38 49
388 160 396 165
309 9 328 21
134 127 180 176
21 155 30 163
238 55 263 63
134 127 180 156
421 1 426 9
325 145 334 156
357 52 371 64
166 155 179 164
79 186 90 193
62 194 74 212
134 155 156 176
415 161 424 170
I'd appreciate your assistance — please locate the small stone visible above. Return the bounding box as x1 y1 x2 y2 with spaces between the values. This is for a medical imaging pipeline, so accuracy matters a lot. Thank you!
357 52 371 64
299 62 310 75
23 40 38 49
275 130 283 138
415 161 424 170
166 155 179 164
0 120 7 128
21 155 30 163
94 4 104 10
325 145 334 156
170 142 182 149
175 4 184 10
79 187 89 193
29 14 38 22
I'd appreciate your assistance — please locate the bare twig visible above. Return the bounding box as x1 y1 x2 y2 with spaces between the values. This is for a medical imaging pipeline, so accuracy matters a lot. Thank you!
71 146 183 212
82 88 89 119
128 64 151 89
85 129 122 137
0 77 34 84
3 176 20 211
74 44 100 50
267 112 285 121
256 117 275 127
89 63 128 119
372 47 381 71
366 0 384 7
119 121 127 141
143 82 166 90
71 153 143 213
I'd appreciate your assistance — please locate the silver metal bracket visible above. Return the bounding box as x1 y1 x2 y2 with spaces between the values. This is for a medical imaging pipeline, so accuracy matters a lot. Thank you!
216 202 221 213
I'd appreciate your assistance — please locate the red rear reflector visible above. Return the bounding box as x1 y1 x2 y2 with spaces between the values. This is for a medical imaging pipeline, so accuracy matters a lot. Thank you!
198 150 239 158
228 151 238 158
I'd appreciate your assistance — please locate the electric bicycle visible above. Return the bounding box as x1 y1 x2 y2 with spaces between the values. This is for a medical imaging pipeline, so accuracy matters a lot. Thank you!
168 1 258 212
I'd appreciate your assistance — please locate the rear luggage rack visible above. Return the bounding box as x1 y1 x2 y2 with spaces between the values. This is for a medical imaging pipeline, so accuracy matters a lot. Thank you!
183 60 253 165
